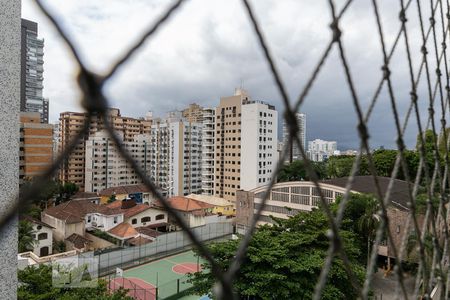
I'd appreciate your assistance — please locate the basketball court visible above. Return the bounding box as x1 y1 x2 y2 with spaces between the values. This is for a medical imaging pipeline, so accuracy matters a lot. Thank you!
108 250 206 300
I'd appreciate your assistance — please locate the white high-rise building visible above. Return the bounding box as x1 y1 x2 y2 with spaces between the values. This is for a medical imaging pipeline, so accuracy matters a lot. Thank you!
85 131 152 192
308 139 337 162
168 120 203 196
201 108 215 195
282 112 306 160
241 101 278 191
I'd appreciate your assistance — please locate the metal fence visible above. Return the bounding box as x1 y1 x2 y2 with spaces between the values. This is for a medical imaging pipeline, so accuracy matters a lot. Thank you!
8 0 450 299
94 222 232 276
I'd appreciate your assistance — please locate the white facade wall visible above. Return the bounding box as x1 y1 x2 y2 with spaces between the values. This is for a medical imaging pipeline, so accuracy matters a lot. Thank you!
167 120 202 197
85 213 123 232
31 224 53 257
125 208 168 227
85 131 152 192
241 102 278 191
307 139 337 162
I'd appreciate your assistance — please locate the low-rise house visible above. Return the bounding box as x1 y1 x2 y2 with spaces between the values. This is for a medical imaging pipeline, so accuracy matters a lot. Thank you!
99 184 158 204
155 196 215 228
185 194 236 216
65 233 92 251
42 200 122 247
21 216 54 257
107 198 168 230
71 191 101 204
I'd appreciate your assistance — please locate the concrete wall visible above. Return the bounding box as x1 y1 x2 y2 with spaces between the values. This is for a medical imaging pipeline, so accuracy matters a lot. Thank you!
0 0 20 297
85 232 116 250
125 208 168 227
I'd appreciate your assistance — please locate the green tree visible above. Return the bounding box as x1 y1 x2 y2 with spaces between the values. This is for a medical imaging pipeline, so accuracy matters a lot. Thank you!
278 160 327 182
53 240 66 253
18 220 36 253
18 264 131 300
189 210 365 299
107 194 117 204
326 155 356 178
416 129 438 175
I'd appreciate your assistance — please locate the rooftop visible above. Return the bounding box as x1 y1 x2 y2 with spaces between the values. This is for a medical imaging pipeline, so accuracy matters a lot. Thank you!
323 176 410 210
65 233 92 249
99 184 152 196
156 196 214 213
185 194 234 207
108 223 138 240
106 199 160 218
44 200 121 224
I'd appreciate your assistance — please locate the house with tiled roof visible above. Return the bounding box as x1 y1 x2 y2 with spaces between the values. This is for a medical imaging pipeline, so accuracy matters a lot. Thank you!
106 198 168 230
155 196 215 228
42 199 123 248
20 216 54 257
99 184 159 205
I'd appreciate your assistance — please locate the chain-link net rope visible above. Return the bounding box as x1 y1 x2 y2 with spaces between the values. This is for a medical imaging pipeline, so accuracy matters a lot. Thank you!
6 0 450 298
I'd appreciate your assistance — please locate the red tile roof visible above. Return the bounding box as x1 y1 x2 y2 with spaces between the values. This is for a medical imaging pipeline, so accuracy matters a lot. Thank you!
99 184 152 196
108 223 138 239
66 233 91 249
127 236 153 246
136 226 162 238
106 200 155 218
155 196 214 213
44 200 121 224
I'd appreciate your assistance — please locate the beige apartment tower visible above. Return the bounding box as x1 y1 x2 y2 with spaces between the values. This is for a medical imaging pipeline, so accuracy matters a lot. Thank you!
214 89 249 201
58 109 151 191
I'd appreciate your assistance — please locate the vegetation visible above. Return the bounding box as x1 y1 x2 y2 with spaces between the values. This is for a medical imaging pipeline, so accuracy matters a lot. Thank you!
18 264 131 300
20 179 79 210
18 220 36 253
53 240 66 253
188 197 379 299
107 194 116 204
90 229 120 245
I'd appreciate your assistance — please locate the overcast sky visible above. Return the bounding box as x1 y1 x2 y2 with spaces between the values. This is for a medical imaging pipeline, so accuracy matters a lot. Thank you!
22 0 444 150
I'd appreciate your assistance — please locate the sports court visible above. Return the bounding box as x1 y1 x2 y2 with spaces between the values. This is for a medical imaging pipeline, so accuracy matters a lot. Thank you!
109 250 207 300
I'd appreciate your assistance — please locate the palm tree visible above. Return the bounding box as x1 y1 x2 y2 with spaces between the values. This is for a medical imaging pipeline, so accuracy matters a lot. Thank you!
18 220 36 253
357 197 380 266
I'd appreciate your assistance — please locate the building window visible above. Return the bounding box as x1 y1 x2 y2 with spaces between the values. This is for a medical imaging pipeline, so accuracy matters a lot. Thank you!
132 218 137 225
114 216 118 224
87 216 91 223
155 214 165 220
37 233 48 240
141 216 151 223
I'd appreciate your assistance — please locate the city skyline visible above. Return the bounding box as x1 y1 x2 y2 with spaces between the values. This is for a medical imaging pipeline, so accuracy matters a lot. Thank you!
21 0 442 150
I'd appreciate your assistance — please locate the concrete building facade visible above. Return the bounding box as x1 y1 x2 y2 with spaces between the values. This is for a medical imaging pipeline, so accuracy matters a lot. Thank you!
214 89 278 201
19 112 53 184
240 101 278 191
282 112 306 161
308 139 337 162
58 109 151 191
21 19 47 123
84 131 152 192
201 108 215 195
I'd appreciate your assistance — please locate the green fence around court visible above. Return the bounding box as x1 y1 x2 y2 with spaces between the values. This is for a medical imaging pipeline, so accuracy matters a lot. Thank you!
92 222 233 277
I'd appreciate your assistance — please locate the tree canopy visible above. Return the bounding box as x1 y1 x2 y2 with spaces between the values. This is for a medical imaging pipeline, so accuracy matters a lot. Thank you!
18 264 131 300
189 207 368 299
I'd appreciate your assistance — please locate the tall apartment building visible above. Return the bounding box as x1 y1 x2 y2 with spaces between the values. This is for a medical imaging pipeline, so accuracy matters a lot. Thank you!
168 120 203 196
240 101 278 191
214 89 278 201
282 112 306 161
148 117 202 197
201 108 215 195
19 112 53 184
182 103 204 123
21 19 48 123
85 131 152 192
308 139 337 162
58 109 151 191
